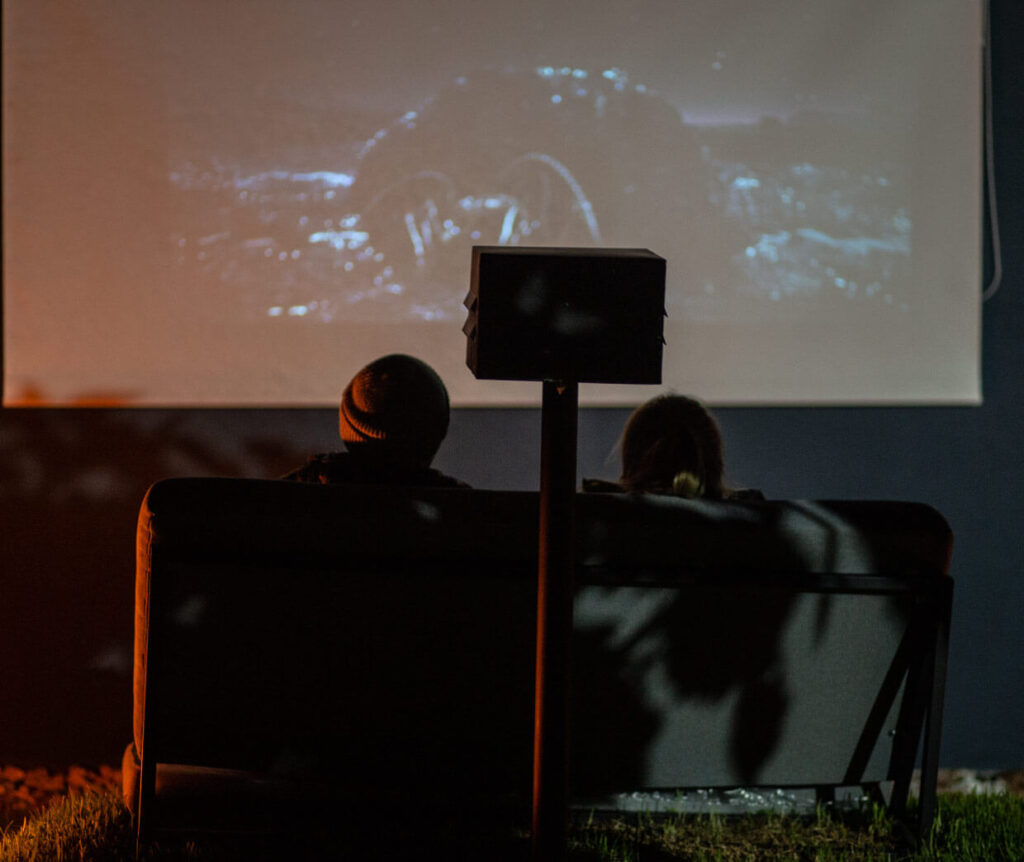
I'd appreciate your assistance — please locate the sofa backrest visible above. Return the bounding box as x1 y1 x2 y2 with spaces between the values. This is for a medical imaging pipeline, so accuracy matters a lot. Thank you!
134 478 952 810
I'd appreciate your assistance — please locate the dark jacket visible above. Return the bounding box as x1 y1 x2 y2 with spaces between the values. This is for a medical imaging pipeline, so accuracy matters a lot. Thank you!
282 451 469 488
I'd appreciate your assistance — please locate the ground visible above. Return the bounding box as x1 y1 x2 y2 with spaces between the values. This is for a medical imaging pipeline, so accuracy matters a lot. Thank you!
0 765 122 832
2 764 1023 834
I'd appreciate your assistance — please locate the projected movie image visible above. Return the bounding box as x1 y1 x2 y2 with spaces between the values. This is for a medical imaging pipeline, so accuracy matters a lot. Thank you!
2 0 981 404
170 65 910 327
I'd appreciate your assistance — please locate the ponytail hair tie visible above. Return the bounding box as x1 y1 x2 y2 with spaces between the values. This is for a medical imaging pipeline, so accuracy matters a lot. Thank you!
671 470 704 498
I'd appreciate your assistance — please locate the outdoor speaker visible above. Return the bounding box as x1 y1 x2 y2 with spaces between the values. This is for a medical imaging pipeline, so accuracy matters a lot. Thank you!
464 247 666 383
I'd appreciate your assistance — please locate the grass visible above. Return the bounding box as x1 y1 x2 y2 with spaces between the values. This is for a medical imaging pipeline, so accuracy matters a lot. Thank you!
566 804 902 861
917 793 1024 861
2 790 1023 861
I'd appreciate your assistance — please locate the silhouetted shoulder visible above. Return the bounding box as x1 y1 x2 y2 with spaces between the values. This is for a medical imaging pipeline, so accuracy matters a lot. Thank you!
282 452 469 488
724 487 766 502
583 477 765 501
581 477 625 494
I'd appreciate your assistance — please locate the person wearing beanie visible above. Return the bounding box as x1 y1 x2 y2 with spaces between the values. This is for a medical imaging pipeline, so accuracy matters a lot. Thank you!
282 354 468 487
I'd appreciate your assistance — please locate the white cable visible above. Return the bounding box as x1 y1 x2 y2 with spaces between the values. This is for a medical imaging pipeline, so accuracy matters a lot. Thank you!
982 0 1004 302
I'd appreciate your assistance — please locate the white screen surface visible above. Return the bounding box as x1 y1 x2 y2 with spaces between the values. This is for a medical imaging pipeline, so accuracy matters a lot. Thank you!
2 0 983 406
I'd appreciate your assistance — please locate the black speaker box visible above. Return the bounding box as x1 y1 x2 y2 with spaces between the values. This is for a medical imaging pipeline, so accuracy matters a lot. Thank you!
464 246 666 384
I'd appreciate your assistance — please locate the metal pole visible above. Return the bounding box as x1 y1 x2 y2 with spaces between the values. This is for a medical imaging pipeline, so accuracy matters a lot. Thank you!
532 379 578 861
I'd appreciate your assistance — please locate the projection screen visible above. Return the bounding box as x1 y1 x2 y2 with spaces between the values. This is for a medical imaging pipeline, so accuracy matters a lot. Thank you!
2 0 983 406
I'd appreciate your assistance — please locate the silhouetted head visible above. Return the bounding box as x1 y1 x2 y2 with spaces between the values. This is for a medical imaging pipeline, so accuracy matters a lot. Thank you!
619 394 725 498
339 354 451 469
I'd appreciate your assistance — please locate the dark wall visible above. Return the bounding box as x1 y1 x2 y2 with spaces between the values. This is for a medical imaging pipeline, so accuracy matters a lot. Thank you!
2 0 1021 770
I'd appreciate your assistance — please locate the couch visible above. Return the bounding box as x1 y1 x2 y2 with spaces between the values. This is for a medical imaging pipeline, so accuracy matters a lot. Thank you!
123 477 953 848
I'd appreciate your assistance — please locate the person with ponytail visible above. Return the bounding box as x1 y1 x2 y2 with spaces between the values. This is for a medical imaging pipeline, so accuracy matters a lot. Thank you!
585 394 761 500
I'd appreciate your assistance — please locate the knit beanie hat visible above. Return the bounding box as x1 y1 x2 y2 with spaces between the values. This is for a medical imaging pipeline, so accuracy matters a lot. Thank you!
339 354 451 466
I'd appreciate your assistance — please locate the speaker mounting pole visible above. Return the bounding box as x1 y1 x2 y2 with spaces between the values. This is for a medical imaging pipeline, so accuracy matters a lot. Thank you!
464 245 666 860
